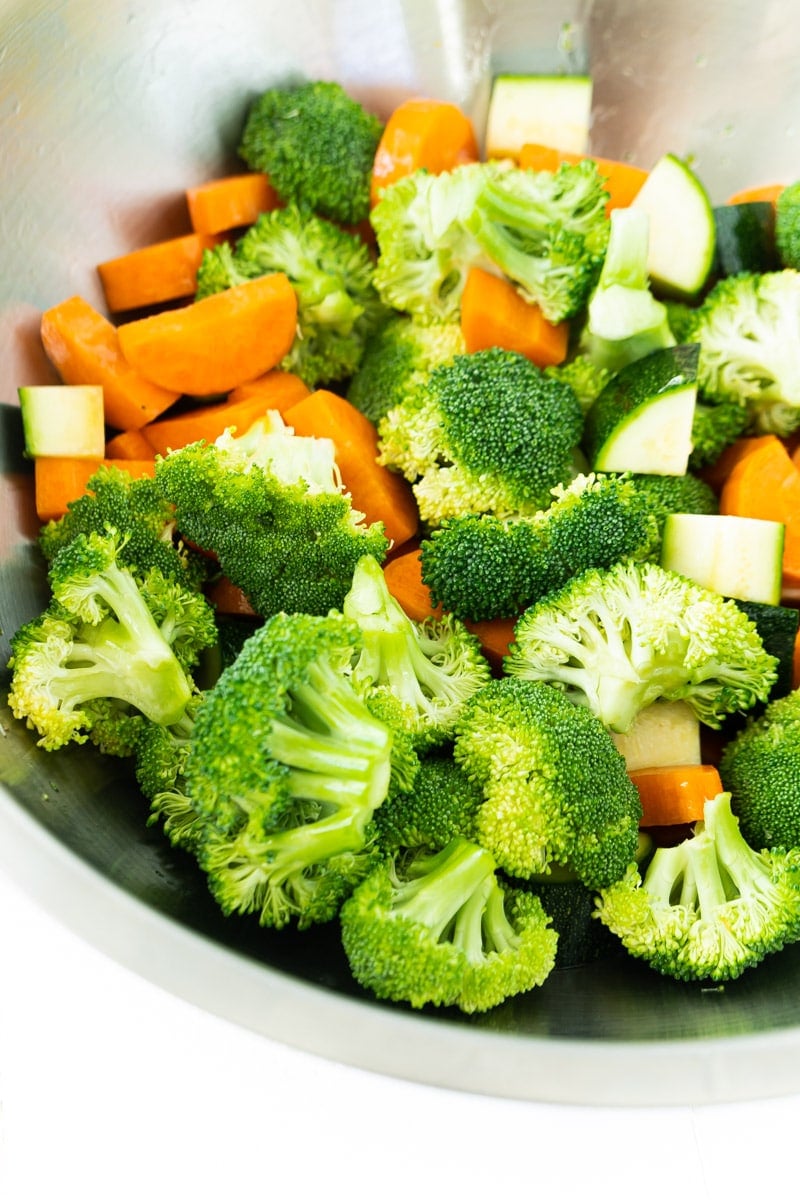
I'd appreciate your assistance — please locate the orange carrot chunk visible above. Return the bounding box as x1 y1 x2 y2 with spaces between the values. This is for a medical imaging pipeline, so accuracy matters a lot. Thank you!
117 273 298 397
205 576 259 618
726 183 785 207
371 97 479 207
283 389 419 549
463 616 517 672
460 266 569 367
40 295 181 431
518 142 648 211
104 428 157 461
384 545 444 622
698 434 777 493
630 764 724 828
34 456 155 523
719 434 800 592
186 173 280 234
97 233 217 313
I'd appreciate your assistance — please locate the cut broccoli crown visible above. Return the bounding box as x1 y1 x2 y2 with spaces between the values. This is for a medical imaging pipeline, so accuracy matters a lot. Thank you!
507 559 778 734
154 426 388 619
453 677 642 889
340 837 558 1012
776 181 800 270
420 471 659 622
238 79 383 225
720 690 800 851
342 554 491 749
195 205 386 387
595 792 800 982
689 394 752 469
378 347 585 524
545 355 612 414
372 750 485 854
346 314 466 425
692 269 800 436
629 471 719 543
184 610 396 929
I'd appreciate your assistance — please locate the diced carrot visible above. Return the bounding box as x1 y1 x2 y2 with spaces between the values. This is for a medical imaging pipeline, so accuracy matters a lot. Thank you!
141 369 309 456
698 434 777 493
283 389 419 549
517 143 565 172
464 616 517 672
370 97 479 207
205 576 258 617
104 428 157 461
40 295 181 431
460 266 569 367
726 183 785 208
117 273 298 397
186 173 280 234
719 434 800 592
97 233 217 313
384 545 444 622
630 763 723 828
34 456 155 522
518 142 648 211
793 624 800 690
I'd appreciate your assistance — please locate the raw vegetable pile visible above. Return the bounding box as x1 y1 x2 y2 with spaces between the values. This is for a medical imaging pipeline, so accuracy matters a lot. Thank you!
8 73 800 1013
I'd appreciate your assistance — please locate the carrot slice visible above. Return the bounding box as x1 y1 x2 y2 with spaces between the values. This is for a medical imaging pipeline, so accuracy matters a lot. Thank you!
117 273 298 397
97 233 217 313
370 97 479 207
793 624 800 690
464 616 517 672
719 434 800 591
283 389 419 548
630 763 723 828
726 183 785 207
518 142 648 211
34 456 155 523
460 266 569 367
698 434 777 492
205 576 258 618
186 173 280 234
40 295 181 431
141 370 309 456
104 428 157 461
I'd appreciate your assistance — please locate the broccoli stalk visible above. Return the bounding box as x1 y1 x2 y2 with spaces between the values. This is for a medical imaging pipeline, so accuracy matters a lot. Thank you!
595 792 800 982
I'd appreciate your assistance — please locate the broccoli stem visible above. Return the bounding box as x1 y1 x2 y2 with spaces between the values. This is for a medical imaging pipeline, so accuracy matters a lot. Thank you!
392 838 497 943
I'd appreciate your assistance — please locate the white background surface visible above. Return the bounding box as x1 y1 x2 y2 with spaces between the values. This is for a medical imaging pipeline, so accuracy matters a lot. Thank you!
1 865 799 1200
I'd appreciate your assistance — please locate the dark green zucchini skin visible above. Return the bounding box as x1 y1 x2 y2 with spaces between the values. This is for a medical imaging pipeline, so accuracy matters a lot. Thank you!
712 202 779 277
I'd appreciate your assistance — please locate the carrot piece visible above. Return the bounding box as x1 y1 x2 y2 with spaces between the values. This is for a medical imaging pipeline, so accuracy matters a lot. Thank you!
719 434 800 591
370 97 479 207
104 428 156 460
97 233 217 313
141 369 309 456
117 273 298 397
793 624 800 690
726 183 784 207
205 576 259 618
460 266 569 367
384 545 444 622
698 434 777 493
186 173 280 234
283 389 419 548
516 143 566 172
33 456 155 522
630 763 723 828
518 142 648 211
464 617 517 672
40 295 181 431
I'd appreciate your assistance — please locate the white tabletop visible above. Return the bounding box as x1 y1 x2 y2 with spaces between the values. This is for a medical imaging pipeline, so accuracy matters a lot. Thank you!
1 864 798 1200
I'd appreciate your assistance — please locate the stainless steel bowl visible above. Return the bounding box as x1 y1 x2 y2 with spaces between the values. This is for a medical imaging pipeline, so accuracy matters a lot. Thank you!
3 0 800 1107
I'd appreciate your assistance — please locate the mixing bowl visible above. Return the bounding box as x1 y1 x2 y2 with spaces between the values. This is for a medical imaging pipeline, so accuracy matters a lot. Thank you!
2 0 800 1107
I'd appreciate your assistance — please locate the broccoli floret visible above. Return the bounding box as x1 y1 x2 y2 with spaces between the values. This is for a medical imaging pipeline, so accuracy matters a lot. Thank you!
371 749 485 854
664 299 700 343
195 205 386 388
136 694 207 853
465 159 610 322
453 677 642 889
420 472 659 623
237 80 383 226
7 530 210 750
689 393 753 469
505 558 778 734
719 690 800 850
154 414 388 619
595 791 800 982
775 181 800 269
340 836 558 1012
630 471 719 543
342 554 491 749
183 610 402 930
377 347 584 524
578 207 676 372
528 876 625 968
691 270 800 436
346 314 466 425
545 354 612 414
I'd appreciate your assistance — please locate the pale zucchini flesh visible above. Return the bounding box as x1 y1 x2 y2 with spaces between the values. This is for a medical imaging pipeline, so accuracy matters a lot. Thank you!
660 512 785 604
593 383 696 473
611 699 702 771
485 74 593 158
18 384 105 459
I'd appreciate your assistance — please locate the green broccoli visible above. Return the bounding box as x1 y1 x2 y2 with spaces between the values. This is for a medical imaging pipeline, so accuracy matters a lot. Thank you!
719 690 800 851
346 314 466 425
629 471 719 543
578 206 676 373
154 413 388 619
453 677 642 889
775 181 800 269
136 693 207 852
238 79 383 226
339 836 558 1012
419 471 659 623
505 558 778 734
342 554 491 750
8 529 213 750
195 205 386 388
545 354 612 414
690 269 800 437
371 749 485 854
183 610 409 930
689 394 752 469
377 347 584 524
595 791 800 982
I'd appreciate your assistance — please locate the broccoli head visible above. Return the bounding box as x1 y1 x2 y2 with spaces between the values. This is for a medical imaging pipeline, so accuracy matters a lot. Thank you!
595 791 800 982
689 394 752 469
775 180 800 269
340 836 558 1012
720 690 800 851
195 205 386 388
377 347 585 524
629 470 719 545
545 354 613 414
453 677 642 889
238 79 383 225
505 558 778 734
371 749 485 854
